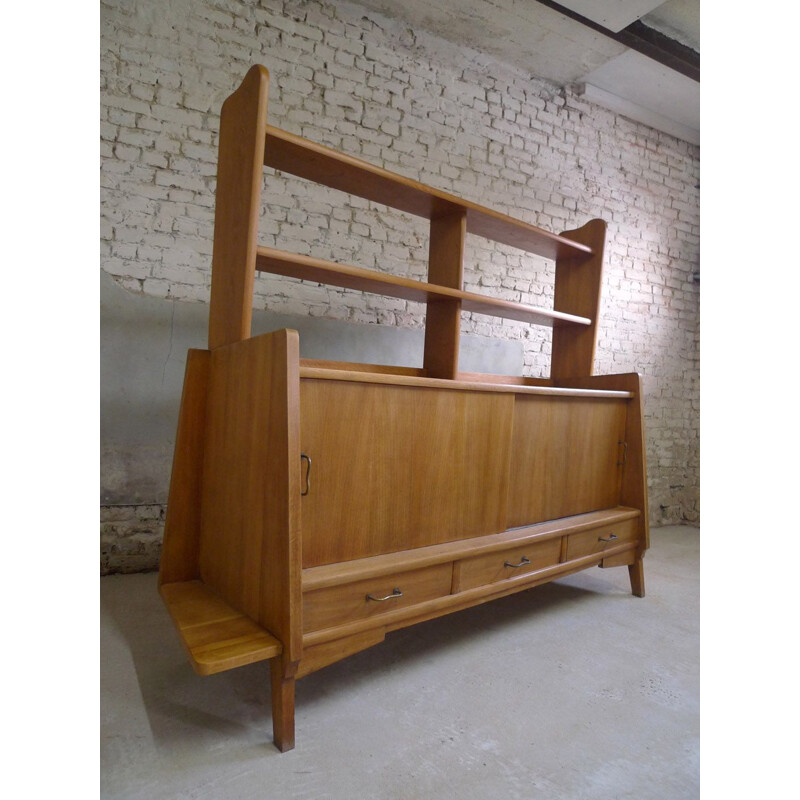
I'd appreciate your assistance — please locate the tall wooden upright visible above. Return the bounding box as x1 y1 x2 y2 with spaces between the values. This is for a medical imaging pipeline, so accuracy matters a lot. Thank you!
207 65 269 350
423 204 467 379
550 218 607 379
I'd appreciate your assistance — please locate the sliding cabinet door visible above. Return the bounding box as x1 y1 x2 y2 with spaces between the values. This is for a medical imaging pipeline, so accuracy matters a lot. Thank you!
507 396 627 528
300 380 513 567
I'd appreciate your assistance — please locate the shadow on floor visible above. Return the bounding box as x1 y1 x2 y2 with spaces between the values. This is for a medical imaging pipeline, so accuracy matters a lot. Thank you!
101 567 629 755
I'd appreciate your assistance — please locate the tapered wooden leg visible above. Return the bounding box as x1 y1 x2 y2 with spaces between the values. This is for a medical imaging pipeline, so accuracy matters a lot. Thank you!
628 559 645 598
270 658 296 752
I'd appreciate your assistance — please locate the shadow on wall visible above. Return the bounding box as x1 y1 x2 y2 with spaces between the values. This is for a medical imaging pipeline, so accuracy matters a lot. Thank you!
100 270 523 571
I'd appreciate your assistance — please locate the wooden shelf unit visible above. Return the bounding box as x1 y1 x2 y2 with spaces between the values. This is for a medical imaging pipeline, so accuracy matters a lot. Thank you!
159 65 650 753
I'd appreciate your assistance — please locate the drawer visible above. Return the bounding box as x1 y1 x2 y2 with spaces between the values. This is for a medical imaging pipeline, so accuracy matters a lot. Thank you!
456 537 562 592
303 563 453 633
564 518 638 561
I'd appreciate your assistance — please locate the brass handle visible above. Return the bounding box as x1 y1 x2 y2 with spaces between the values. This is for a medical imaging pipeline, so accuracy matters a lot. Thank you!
504 556 531 568
598 533 618 543
366 587 403 602
300 453 311 496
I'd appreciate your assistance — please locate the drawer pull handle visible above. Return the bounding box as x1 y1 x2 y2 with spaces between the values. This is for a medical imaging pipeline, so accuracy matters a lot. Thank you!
598 533 618 543
504 556 531 569
366 587 403 602
300 453 311 496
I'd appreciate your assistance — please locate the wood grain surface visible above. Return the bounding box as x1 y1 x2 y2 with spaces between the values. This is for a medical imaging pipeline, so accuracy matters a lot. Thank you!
299 379 514 566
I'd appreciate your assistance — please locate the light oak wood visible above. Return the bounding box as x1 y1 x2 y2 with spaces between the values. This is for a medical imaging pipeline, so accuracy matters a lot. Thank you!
303 543 637 647
299 366 632 398
263 125 593 260
256 246 589 328
303 563 452 633
556 373 650 551
299 379 514 566
299 358 426 377
207 65 269 349
551 218 607 379
160 581 282 675
383 546 638 635
629 559 646 597
199 329 302 661
296 629 386 679
302 507 641 592
159 65 651 753
159 349 210 586
507 396 627 526
455 372 554 387
454 537 562 592
270 658 296 752
563 518 638 561
424 206 466 378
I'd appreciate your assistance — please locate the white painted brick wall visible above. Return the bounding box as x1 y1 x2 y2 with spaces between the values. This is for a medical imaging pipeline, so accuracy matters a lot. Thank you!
101 0 699 569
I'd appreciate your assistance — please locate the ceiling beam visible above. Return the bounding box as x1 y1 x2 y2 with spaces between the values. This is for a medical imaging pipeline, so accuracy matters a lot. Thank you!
534 0 700 82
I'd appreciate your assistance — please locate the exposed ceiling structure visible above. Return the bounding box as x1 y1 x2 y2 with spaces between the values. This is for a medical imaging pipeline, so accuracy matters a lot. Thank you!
348 0 699 145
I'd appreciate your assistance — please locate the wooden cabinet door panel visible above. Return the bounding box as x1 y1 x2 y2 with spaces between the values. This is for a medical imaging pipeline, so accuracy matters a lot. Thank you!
507 396 626 527
300 380 513 567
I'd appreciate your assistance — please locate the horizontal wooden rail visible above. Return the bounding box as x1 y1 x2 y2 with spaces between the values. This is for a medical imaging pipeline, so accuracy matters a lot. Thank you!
263 126 593 261
302 507 641 591
299 366 634 398
256 247 590 328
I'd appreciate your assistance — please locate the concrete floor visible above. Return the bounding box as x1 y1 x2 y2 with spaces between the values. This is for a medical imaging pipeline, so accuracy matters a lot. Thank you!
101 526 699 799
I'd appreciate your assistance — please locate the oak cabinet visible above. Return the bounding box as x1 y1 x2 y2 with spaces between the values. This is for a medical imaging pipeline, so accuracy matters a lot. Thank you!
158 65 650 753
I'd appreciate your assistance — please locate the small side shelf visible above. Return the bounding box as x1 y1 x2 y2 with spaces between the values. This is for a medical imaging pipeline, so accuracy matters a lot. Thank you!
160 580 282 676
256 246 591 327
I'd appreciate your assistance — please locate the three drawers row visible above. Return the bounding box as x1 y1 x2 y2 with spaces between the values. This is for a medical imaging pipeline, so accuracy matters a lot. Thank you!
303 518 639 634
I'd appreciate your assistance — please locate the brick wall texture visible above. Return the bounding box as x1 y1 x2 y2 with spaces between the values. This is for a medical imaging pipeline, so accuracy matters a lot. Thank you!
100 0 700 573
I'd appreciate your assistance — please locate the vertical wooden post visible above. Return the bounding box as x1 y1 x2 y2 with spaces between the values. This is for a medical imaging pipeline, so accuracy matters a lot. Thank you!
550 218 607 380
628 559 645 598
207 65 270 350
423 204 466 379
270 657 298 752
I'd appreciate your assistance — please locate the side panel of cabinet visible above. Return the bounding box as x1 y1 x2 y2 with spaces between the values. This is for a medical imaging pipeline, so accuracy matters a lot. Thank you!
506 396 627 527
199 329 303 661
299 380 514 567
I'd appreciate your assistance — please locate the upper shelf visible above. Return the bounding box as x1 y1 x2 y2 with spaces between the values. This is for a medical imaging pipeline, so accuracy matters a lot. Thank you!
263 126 593 262
256 246 591 328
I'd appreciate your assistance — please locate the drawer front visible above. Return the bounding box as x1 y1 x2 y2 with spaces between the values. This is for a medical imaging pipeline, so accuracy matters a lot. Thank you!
565 518 638 561
303 563 453 633
457 538 562 592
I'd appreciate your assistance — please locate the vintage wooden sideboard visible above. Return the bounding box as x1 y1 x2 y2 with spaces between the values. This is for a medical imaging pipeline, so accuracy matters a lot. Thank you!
158 65 649 752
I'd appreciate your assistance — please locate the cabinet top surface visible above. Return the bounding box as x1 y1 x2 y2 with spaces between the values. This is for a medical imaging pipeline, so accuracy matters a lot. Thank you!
299 366 633 398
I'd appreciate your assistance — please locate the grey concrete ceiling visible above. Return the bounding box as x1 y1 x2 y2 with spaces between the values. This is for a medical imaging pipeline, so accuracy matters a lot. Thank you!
348 0 699 145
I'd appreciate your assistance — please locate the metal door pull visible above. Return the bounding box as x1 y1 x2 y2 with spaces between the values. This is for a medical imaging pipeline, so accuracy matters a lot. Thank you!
300 453 311 496
366 588 403 602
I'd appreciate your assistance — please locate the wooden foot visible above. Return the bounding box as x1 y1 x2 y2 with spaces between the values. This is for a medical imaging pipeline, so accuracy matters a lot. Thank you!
270 658 296 752
628 559 645 598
